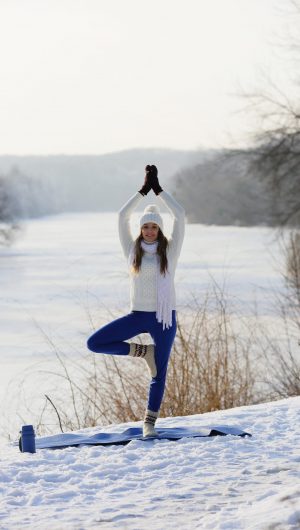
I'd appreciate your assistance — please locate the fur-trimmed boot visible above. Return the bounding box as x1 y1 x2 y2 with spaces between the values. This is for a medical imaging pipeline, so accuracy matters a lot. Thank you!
143 409 158 438
129 343 157 378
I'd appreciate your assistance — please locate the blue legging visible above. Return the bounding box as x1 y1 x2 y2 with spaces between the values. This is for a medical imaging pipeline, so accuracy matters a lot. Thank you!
87 310 177 412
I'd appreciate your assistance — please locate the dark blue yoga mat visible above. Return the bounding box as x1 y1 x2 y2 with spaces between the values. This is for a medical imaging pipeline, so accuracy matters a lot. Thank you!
33 425 251 450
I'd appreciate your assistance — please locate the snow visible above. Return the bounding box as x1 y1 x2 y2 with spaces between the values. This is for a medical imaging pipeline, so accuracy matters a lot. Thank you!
0 212 299 529
0 212 282 366
0 397 300 529
0 213 285 437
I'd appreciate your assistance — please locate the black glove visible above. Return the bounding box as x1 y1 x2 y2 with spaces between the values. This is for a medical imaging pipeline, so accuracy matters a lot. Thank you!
148 165 163 195
138 165 152 196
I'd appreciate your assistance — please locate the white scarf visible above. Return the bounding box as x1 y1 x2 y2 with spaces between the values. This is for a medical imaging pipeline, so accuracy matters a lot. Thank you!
131 240 173 330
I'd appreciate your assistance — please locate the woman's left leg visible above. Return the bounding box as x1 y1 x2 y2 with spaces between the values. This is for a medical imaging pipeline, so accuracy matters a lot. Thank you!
87 312 148 355
147 311 177 413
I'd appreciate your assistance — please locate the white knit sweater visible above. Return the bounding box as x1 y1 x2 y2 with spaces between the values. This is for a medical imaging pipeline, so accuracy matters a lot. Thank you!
118 191 185 313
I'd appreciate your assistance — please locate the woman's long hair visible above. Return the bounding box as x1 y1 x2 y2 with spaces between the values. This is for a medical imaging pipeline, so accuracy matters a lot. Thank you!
132 228 169 275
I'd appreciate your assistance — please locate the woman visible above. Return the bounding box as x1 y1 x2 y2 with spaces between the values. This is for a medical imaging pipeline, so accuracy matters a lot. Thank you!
87 165 185 437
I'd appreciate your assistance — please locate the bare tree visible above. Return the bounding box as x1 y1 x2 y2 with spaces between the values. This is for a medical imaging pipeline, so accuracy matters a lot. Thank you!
239 1 300 226
0 174 19 246
242 88 300 226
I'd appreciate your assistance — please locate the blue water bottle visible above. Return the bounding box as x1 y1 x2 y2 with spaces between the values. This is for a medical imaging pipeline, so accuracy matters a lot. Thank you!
20 425 36 453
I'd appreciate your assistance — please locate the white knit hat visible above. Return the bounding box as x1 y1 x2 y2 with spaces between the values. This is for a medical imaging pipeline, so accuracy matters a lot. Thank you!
139 204 163 231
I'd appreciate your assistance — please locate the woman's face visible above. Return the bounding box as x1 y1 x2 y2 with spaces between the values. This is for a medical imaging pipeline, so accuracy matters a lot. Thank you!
141 223 159 243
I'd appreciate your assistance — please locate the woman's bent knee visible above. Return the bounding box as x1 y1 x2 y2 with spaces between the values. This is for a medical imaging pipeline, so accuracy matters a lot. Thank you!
87 335 97 352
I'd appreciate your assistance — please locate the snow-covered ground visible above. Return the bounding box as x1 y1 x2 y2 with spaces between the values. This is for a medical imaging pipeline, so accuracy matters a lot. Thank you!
0 212 286 438
0 397 299 530
1 210 299 529
0 211 282 359
0 212 282 362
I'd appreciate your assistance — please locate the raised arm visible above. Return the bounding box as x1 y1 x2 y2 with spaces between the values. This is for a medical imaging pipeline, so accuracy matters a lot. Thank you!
157 191 185 257
118 166 153 258
149 166 185 259
118 192 143 258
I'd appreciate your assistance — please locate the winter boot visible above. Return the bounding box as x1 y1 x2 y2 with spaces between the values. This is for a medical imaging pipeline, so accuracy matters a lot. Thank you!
129 343 157 378
143 409 159 438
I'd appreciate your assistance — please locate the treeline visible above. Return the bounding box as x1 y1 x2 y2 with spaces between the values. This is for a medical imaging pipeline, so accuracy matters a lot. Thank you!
0 168 54 244
0 148 202 221
173 150 275 226
0 167 57 221
0 146 297 232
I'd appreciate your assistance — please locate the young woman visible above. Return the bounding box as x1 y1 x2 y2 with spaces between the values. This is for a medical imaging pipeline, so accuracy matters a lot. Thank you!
87 165 185 437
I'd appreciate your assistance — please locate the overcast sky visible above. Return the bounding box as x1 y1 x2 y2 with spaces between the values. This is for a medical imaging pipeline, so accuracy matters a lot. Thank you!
0 0 297 155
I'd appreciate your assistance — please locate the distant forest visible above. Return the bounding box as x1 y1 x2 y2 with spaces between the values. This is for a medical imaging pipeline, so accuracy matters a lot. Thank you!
0 148 202 219
0 147 281 227
173 150 274 226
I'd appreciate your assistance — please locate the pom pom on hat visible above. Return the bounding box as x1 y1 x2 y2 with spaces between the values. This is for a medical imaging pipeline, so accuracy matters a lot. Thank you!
144 205 160 215
139 204 163 231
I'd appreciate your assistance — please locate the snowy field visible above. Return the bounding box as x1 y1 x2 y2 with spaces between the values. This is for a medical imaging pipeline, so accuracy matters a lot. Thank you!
0 211 282 358
0 211 286 437
0 397 299 529
1 211 299 529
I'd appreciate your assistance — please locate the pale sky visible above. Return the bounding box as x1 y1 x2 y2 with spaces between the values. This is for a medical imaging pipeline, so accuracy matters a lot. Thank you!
0 0 296 155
